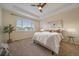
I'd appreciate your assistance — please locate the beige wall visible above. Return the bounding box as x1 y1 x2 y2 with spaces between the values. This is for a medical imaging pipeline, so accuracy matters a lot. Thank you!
2 7 79 45
40 7 79 45
2 9 40 42
0 7 3 42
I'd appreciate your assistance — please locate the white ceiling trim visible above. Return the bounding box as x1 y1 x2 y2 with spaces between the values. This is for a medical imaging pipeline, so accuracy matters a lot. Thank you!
0 4 40 20
13 5 40 18
0 3 79 20
42 4 79 19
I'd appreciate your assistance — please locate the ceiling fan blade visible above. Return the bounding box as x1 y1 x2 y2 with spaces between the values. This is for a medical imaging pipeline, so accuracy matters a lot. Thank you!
41 3 46 8
37 3 41 7
31 4 36 6
39 3 42 5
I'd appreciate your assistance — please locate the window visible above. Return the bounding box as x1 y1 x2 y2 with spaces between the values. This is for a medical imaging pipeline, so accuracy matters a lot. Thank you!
16 17 35 31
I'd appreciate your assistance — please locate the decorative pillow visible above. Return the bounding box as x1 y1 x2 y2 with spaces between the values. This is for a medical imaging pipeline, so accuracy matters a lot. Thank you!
52 29 64 33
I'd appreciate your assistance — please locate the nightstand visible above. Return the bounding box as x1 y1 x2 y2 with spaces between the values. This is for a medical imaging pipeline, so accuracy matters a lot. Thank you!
68 36 76 48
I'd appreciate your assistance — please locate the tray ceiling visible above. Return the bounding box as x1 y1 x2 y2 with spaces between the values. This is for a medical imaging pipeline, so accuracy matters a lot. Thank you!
0 3 79 20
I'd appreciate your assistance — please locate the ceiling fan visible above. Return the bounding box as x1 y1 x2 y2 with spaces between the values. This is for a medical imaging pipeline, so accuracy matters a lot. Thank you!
31 3 46 12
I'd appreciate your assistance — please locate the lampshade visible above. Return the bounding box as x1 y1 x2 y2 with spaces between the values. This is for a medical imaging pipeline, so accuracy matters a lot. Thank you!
41 29 44 31
38 6 42 10
66 28 77 37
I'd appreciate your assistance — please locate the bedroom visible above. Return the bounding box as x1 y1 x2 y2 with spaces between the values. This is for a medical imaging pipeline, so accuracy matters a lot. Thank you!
0 3 79 56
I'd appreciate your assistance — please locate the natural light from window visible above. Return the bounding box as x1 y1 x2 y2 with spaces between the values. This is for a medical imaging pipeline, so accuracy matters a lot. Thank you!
16 17 35 31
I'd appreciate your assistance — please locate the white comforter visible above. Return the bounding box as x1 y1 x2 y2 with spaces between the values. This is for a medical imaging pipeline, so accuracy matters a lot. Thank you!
32 32 62 54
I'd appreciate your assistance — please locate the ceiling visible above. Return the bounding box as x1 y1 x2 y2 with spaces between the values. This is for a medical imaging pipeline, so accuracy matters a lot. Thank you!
0 3 79 20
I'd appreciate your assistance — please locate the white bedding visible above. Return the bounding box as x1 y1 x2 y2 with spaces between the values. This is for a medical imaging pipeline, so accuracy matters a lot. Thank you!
32 32 63 54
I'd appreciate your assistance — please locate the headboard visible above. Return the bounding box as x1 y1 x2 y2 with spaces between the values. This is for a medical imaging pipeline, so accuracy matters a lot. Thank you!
40 19 64 33
48 19 63 29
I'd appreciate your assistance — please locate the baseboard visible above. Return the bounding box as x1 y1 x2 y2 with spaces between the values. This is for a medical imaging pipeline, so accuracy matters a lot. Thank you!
11 37 33 43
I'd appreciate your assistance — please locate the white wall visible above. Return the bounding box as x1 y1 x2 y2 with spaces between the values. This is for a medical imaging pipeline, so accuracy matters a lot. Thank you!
40 7 79 45
2 9 40 42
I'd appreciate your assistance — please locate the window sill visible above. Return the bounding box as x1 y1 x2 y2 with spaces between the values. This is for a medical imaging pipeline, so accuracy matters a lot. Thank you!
15 30 35 32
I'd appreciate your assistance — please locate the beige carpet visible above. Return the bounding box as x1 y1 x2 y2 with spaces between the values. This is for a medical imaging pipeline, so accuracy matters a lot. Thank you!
8 38 79 56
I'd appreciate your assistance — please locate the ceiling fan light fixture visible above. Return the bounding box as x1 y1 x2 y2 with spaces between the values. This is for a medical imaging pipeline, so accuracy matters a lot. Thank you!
31 3 46 12
38 6 42 10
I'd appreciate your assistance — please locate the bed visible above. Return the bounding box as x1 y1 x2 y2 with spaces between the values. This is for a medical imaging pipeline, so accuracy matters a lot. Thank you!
33 20 64 55
32 31 63 55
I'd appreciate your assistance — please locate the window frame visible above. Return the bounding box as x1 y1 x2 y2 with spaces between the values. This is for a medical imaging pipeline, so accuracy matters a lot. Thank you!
16 17 35 32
